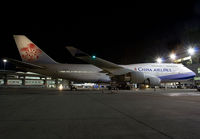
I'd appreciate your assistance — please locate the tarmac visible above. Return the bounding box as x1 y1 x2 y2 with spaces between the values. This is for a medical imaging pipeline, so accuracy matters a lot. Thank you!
0 88 200 139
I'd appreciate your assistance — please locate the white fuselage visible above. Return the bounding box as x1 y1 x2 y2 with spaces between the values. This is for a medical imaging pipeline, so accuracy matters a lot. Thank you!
13 35 195 85
28 63 195 83
121 63 195 82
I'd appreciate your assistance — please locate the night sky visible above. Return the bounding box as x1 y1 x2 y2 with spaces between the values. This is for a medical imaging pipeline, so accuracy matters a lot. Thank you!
1 1 200 69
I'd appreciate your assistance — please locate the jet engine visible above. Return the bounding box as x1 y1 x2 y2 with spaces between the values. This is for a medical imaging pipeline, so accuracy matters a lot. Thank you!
130 72 161 86
143 74 161 86
111 72 161 88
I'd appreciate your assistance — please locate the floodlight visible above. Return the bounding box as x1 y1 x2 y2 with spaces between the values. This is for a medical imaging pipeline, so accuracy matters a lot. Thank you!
156 57 162 63
170 53 176 60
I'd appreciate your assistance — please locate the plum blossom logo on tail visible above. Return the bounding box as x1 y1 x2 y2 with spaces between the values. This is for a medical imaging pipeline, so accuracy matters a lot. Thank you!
20 43 42 61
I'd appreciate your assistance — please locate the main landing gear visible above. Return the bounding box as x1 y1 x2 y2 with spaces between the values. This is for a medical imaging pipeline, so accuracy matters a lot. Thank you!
108 82 131 91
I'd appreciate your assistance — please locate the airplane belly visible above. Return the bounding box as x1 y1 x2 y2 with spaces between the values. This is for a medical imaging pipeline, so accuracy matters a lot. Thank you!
159 72 195 82
60 73 110 82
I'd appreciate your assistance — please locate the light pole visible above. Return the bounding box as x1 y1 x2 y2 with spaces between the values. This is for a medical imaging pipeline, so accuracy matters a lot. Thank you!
3 59 7 70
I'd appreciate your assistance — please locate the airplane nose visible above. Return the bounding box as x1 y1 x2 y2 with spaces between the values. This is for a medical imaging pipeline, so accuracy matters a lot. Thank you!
192 71 196 77
189 69 196 78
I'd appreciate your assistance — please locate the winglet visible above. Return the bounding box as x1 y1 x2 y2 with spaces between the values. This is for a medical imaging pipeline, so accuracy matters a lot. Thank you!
66 46 89 57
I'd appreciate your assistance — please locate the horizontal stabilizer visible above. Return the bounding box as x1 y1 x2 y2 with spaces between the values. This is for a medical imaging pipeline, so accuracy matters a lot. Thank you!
5 58 46 69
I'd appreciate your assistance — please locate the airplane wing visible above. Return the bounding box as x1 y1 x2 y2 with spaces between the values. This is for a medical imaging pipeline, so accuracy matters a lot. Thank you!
66 46 134 76
5 58 46 69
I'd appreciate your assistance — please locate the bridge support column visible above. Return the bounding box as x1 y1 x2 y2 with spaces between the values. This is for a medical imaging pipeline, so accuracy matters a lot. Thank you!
3 74 7 86
55 78 58 88
44 77 47 88
22 76 25 86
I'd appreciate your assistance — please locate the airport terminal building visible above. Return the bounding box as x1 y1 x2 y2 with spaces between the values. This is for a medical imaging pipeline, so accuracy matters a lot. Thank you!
0 70 56 88
0 70 104 89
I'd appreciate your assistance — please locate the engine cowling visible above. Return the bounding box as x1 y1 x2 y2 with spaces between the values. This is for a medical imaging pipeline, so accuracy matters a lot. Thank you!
130 71 145 83
130 72 161 86
144 74 161 86
112 72 161 86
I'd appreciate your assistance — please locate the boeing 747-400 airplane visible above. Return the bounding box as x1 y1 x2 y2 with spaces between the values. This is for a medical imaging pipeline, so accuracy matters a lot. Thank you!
7 35 196 89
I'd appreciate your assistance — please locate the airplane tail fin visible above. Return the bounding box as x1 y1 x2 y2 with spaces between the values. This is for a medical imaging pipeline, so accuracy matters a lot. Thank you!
13 35 57 64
